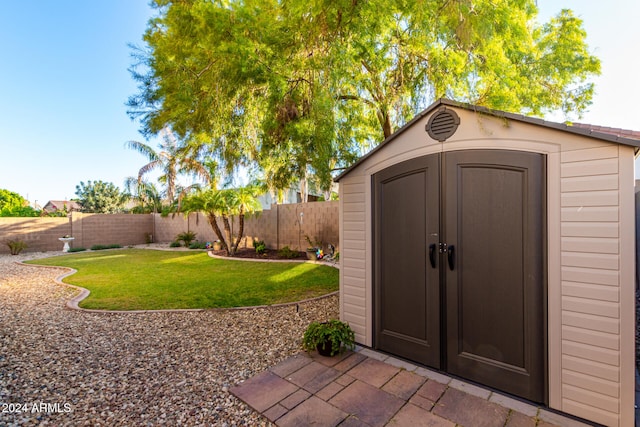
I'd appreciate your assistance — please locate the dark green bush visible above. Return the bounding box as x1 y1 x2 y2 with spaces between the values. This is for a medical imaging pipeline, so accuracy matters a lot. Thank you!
68 247 87 253
189 241 207 249
169 241 182 248
254 239 267 255
90 244 122 251
277 246 298 259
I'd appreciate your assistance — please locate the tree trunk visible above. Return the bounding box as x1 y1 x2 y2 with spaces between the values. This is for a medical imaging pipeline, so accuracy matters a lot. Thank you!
237 207 245 252
207 212 229 254
221 214 234 255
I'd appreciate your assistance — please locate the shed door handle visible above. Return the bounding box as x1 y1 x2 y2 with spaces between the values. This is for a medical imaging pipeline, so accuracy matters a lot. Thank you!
447 245 455 271
428 244 436 268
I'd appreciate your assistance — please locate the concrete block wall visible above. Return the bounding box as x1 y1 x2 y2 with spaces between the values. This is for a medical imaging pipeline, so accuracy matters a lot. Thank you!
0 217 71 253
72 213 153 249
0 201 339 254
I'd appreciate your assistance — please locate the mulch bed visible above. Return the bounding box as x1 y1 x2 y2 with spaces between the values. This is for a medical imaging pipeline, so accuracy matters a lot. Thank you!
209 247 310 261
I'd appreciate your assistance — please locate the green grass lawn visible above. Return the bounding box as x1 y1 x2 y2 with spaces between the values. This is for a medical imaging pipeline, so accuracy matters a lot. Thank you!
26 249 338 311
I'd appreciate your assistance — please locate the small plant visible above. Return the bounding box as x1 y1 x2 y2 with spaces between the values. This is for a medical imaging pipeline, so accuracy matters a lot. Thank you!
302 319 355 357
145 233 153 244
68 247 87 253
278 246 298 259
6 240 27 255
176 231 197 247
169 241 182 248
254 239 267 255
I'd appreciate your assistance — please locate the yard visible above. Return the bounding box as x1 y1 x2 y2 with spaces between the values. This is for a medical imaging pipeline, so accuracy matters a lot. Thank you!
26 248 339 310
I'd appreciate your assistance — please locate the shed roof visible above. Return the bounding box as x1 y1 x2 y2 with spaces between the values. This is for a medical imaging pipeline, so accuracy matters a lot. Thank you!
335 98 640 182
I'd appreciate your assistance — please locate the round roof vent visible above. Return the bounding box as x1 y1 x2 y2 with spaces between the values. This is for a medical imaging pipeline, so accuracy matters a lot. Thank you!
425 107 460 142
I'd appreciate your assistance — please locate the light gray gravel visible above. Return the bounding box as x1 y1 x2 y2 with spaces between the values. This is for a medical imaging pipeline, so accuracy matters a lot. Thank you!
0 251 339 426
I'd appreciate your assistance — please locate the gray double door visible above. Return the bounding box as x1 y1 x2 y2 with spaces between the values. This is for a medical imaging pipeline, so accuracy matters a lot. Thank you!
374 150 545 403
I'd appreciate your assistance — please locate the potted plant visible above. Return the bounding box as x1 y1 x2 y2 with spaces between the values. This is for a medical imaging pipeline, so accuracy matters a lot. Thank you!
305 235 321 260
302 319 355 357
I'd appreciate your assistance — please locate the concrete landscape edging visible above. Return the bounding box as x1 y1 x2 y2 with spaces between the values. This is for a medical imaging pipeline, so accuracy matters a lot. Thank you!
16 250 339 314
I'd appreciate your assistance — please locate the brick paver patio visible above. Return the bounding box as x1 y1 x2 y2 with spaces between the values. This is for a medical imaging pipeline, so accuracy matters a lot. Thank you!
231 347 594 427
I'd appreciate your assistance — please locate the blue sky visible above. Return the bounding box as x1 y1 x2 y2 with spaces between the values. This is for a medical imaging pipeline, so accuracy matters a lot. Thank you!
1 1 638 207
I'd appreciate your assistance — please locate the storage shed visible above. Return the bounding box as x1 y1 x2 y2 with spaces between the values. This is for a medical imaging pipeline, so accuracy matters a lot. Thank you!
336 99 637 426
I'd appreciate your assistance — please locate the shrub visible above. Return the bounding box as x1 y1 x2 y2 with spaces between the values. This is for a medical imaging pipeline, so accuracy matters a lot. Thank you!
6 240 27 255
278 246 298 259
68 247 87 253
90 244 122 251
176 231 197 247
254 239 267 255
189 241 207 249
169 241 182 248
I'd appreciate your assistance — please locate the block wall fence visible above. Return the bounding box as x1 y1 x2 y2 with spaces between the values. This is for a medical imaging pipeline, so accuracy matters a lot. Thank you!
0 201 339 254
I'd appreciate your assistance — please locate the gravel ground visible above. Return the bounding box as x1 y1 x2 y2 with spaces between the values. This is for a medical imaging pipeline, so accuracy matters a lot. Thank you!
0 251 339 426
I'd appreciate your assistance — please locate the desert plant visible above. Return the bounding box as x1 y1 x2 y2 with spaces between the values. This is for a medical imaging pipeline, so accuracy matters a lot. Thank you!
278 246 298 259
302 319 355 357
176 231 197 247
169 241 182 248
6 239 27 255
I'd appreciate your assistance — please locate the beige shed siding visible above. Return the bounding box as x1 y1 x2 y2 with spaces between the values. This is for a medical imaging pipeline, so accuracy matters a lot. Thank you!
339 175 368 341
338 105 635 426
559 145 626 426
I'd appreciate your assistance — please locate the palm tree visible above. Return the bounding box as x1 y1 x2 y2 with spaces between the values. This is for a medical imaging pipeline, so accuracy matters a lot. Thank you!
180 185 262 256
125 128 209 205
124 177 163 213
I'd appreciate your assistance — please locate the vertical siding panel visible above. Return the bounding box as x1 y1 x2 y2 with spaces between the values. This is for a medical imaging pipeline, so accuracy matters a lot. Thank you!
559 145 625 425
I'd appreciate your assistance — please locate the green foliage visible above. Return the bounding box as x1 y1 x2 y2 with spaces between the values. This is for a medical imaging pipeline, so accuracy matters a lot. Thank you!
176 230 197 247
0 189 39 217
0 189 26 211
26 249 339 310
125 128 210 205
169 241 182 248
302 319 355 357
75 180 128 213
189 241 207 249
277 246 299 259
5 239 27 255
180 185 262 256
0 205 41 217
90 244 123 251
254 239 267 255
68 247 87 253
128 0 600 199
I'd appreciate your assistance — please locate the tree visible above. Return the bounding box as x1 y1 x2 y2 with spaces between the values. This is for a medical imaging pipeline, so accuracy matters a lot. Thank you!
180 185 262 256
125 127 210 204
0 189 27 211
128 0 600 193
124 177 163 213
0 189 41 217
75 181 129 213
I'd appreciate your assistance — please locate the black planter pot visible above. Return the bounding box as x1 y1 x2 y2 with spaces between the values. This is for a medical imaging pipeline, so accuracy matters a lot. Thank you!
316 340 337 357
